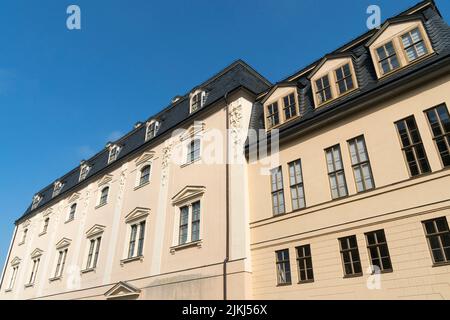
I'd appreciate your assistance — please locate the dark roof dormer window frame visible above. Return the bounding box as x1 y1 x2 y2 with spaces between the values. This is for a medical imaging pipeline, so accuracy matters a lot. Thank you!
309 55 359 109
189 89 207 114
261 84 301 131
367 17 435 79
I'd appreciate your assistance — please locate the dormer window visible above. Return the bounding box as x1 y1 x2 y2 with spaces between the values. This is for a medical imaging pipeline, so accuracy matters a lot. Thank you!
190 90 206 113
335 63 355 95
283 93 297 120
267 102 280 128
262 85 300 130
108 144 121 164
145 120 160 141
315 75 333 105
52 181 64 197
79 163 91 181
376 41 400 75
401 27 428 62
368 20 434 79
31 195 42 210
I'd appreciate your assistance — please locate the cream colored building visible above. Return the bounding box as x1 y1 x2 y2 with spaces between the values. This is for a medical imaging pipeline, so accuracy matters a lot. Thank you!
1 0 450 300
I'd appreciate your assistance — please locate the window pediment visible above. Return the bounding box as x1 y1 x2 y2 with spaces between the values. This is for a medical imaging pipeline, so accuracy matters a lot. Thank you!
125 207 150 223
55 238 72 249
30 248 43 258
10 257 21 266
262 84 300 130
43 208 53 217
104 281 141 300
97 174 113 187
135 151 155 166
180 122 205 142
172 186 206 205
68 192 81 204
85 224 106 238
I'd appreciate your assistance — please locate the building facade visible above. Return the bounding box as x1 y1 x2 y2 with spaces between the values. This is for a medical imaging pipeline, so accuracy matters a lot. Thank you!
1 0 450 300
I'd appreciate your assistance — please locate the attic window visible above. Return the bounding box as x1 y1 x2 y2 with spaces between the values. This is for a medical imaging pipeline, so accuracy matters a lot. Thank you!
315 75 333 105
376 41 400 75
31 195 42 210
401 27 428 62
108 145 121 164
266 102 280 128
335 64 355 95
79 163 91 181
52 181 64 197
190 90 206 113
145 120 160 141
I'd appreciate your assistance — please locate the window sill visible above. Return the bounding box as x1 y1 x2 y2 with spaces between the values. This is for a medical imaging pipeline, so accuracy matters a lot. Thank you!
170 240 203 254
18 241 25 246
181 158 202 168
38 231 47 237
65 218 75 224
49 276 62 282
432 261 450 268
276 283 292 287
134 181 150 191
298 279 314 285
343 273 363 279
24 283 34 289
5 289 12 293
120 255 144 266
95 203 107 210
81 268 96 274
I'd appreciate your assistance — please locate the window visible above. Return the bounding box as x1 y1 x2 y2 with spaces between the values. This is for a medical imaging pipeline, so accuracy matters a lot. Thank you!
288 160 305 211
315 75 333 105
53 181 64 197
365 230 392 273
86 237 102 270
187 139 201 163
127 221 146 259
145 121 160 141
296 245 314 283
376 41 400 75
42 218 50 234
79 163 91 181
348 136 375 192
139 165 151 186
339 235 362 277
191 91 205 113
8 266 19 290
270 167 285 215
177 201 201 245
395 116 431 176
401 27 428 62
27 257 40 285
275 249 291 285
68 203 77 221
266 102 280 128
99 187 109 206
21 229 28 244
31 195 41 210
325 145 348 199
283 93 297 120
54 248 68 278
425 104 450 167
335 63 355 95
422 217 450 265
108 145 121 163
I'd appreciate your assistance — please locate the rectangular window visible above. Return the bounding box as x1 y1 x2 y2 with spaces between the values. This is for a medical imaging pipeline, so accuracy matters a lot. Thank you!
187 139 201 163
179 206 189 245
288 160 305 211
137 221 145 257
86 237 101 269
127 222 145 259
146 121 160 140
335 63 355 95
8 266 18 290
425 104 450 167
401 27 428 62
270 167 285 215
275 249 292 285
267 102 280 128
296 245 314 283
54 248 68 278
376 41 400 75
315 75 333 105
365 230 392 273
422 217 450 265
339 235 362 277
395 116 431 176
348 136 375 192
191 201 201 242
128 224 137 258
283 93 297 120
28 258 40 285
325 145 348 199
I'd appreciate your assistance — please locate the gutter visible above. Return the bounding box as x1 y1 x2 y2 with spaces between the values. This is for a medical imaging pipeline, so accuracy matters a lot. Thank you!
223 91 231 300
0 225 17 290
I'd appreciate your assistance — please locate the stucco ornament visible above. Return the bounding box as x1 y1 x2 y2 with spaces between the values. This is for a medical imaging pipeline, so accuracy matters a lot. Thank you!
161 142 173 186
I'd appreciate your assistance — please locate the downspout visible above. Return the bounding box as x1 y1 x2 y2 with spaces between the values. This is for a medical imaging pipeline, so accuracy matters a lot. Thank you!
223 92 231 300
0 224 18 290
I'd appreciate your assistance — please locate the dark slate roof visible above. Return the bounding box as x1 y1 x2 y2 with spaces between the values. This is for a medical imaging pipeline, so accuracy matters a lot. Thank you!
18 60 271 223
247 1 450 139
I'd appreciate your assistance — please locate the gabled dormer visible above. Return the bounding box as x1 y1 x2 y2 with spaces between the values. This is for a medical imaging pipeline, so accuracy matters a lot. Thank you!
309 53 359 108
145 119 160 141
79 160 91 182
52 180 64 198
31 194 42 210
366 15 434 79
261 83 300 130
106 143 122 164
190 88 207 113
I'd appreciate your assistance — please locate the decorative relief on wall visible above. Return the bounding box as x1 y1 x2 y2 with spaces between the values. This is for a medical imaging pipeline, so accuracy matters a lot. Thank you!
161 142 173 187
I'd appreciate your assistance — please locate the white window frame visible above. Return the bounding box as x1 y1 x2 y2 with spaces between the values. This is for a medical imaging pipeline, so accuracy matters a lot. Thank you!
97 186 110 207
52 181 64 198
107 144 121 164
145 120 160 141
121 208 150 264
79 163 91 181
6 258 21 291
189 90 206 113
31 195 42 210
51 239 71 281
135 161 153 188
26 251 42 287
67 203 77 222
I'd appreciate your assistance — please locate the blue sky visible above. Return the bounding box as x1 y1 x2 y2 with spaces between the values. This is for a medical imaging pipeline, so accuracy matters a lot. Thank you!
0 0 449 271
